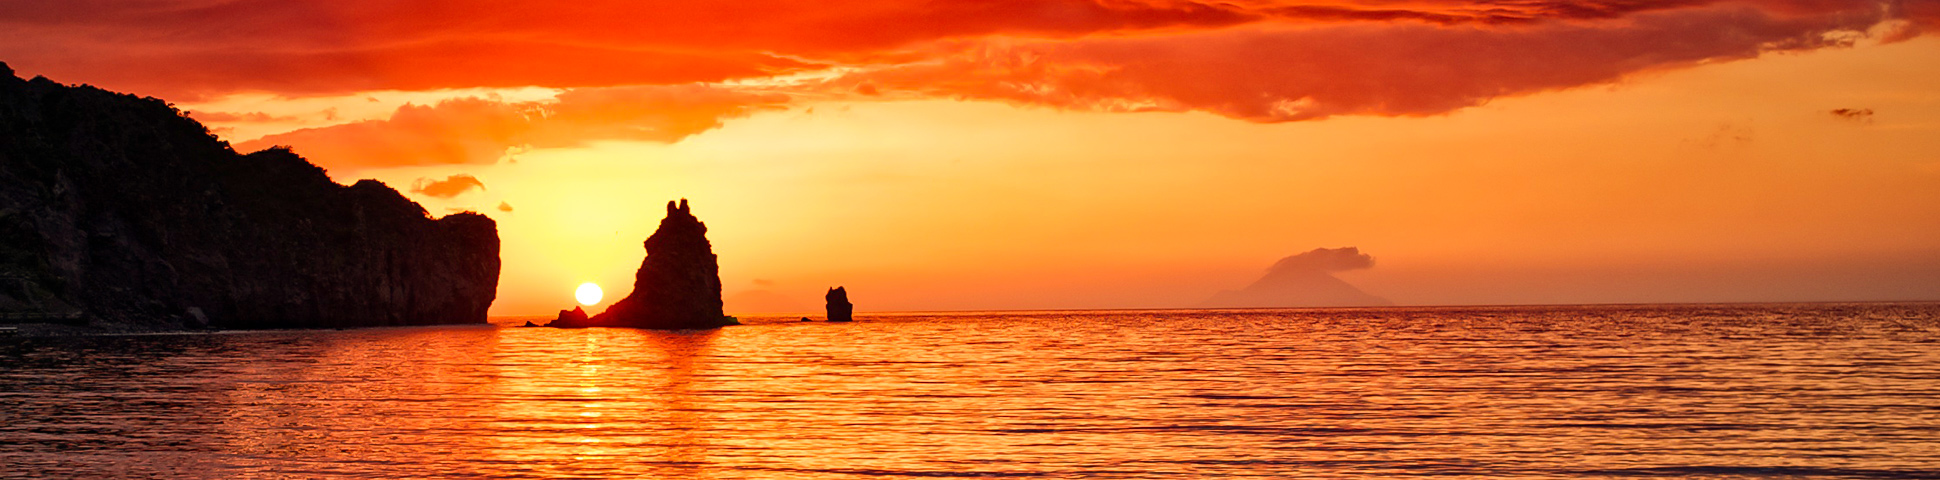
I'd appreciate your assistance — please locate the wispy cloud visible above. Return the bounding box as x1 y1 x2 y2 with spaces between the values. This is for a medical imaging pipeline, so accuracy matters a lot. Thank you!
1831 107 1876 123
238 84 788 169
410 174 486 198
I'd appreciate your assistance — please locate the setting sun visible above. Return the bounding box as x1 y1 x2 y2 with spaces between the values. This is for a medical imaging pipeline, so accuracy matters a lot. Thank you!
574 282 603 306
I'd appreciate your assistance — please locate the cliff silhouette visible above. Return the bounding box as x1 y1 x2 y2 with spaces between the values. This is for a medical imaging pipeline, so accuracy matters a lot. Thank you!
0 62 500 329
1203 247 1392 308
553 199 735 329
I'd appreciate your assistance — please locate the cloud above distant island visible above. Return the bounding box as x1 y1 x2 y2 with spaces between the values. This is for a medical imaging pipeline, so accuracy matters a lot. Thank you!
5 0 1928 168
1269 247 1377 273
410 174 486 198
1830 107 1876 123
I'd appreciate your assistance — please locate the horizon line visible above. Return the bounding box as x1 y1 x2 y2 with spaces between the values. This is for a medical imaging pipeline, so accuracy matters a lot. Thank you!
488 299 1940 319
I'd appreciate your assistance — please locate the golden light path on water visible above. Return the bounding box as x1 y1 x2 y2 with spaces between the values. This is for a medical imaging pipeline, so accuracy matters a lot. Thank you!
2 304 1939 477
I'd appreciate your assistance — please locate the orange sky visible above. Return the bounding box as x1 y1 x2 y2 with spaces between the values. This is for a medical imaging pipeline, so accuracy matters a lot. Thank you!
5 0 1937 314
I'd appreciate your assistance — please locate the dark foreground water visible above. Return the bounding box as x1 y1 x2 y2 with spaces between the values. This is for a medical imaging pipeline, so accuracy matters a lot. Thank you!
3 303 1939 478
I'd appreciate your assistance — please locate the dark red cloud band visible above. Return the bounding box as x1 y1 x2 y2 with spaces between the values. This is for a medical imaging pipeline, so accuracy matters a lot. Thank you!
7 0 1920 170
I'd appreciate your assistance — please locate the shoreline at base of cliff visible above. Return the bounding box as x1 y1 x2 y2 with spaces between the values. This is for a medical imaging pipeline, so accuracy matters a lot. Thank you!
0 321 500 338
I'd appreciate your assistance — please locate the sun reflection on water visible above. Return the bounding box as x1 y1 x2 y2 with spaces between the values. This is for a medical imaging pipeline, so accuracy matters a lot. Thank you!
2 304 1938 477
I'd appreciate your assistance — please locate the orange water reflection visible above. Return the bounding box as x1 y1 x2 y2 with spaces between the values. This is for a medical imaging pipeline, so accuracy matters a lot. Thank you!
3 304 1938 477
201 326 728 477
486 327 719 477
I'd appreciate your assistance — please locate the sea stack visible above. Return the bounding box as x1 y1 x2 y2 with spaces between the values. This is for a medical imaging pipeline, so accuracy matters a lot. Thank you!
567 199 735 329
826 287 854 322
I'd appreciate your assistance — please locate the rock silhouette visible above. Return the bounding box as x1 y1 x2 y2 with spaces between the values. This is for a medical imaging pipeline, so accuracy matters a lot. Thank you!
0 62 500 329
547 306 590 328
1203 247 1392 308
825 287 854 322
561 199 736 329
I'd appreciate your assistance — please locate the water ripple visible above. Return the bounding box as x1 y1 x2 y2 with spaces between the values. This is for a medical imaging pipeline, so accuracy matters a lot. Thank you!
1 303 1937 478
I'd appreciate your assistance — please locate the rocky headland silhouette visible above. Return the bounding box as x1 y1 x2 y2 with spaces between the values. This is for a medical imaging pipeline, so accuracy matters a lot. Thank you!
0 62 500 331
825 286 854 322
549 199 737 329
551 306 589 326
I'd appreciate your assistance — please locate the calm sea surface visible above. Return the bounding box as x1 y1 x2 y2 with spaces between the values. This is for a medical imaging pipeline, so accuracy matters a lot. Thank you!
3 303 1939 478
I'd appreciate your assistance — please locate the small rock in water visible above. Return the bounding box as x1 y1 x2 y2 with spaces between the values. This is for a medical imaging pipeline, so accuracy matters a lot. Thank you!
800 317 813 322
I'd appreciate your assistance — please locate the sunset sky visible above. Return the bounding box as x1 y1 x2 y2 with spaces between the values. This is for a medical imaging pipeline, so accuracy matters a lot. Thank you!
5 0 1937 314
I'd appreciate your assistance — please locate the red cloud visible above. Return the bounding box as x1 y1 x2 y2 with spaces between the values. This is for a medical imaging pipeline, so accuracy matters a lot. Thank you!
8 0 1924 100
3 0 1924 132
1253 0 1719 25
3 39 814 102
829 4 1899 121
0 0 1258 99
158 1 1917 169
237 85 788 169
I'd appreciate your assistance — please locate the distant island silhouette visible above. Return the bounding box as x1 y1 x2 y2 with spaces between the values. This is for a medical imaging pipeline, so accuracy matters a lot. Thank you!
548 199 737 329
0 62 499 331
1203 247 1392 308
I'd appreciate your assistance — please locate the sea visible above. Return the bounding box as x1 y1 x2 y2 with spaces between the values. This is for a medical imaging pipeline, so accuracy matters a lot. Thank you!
2 303 1938 478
